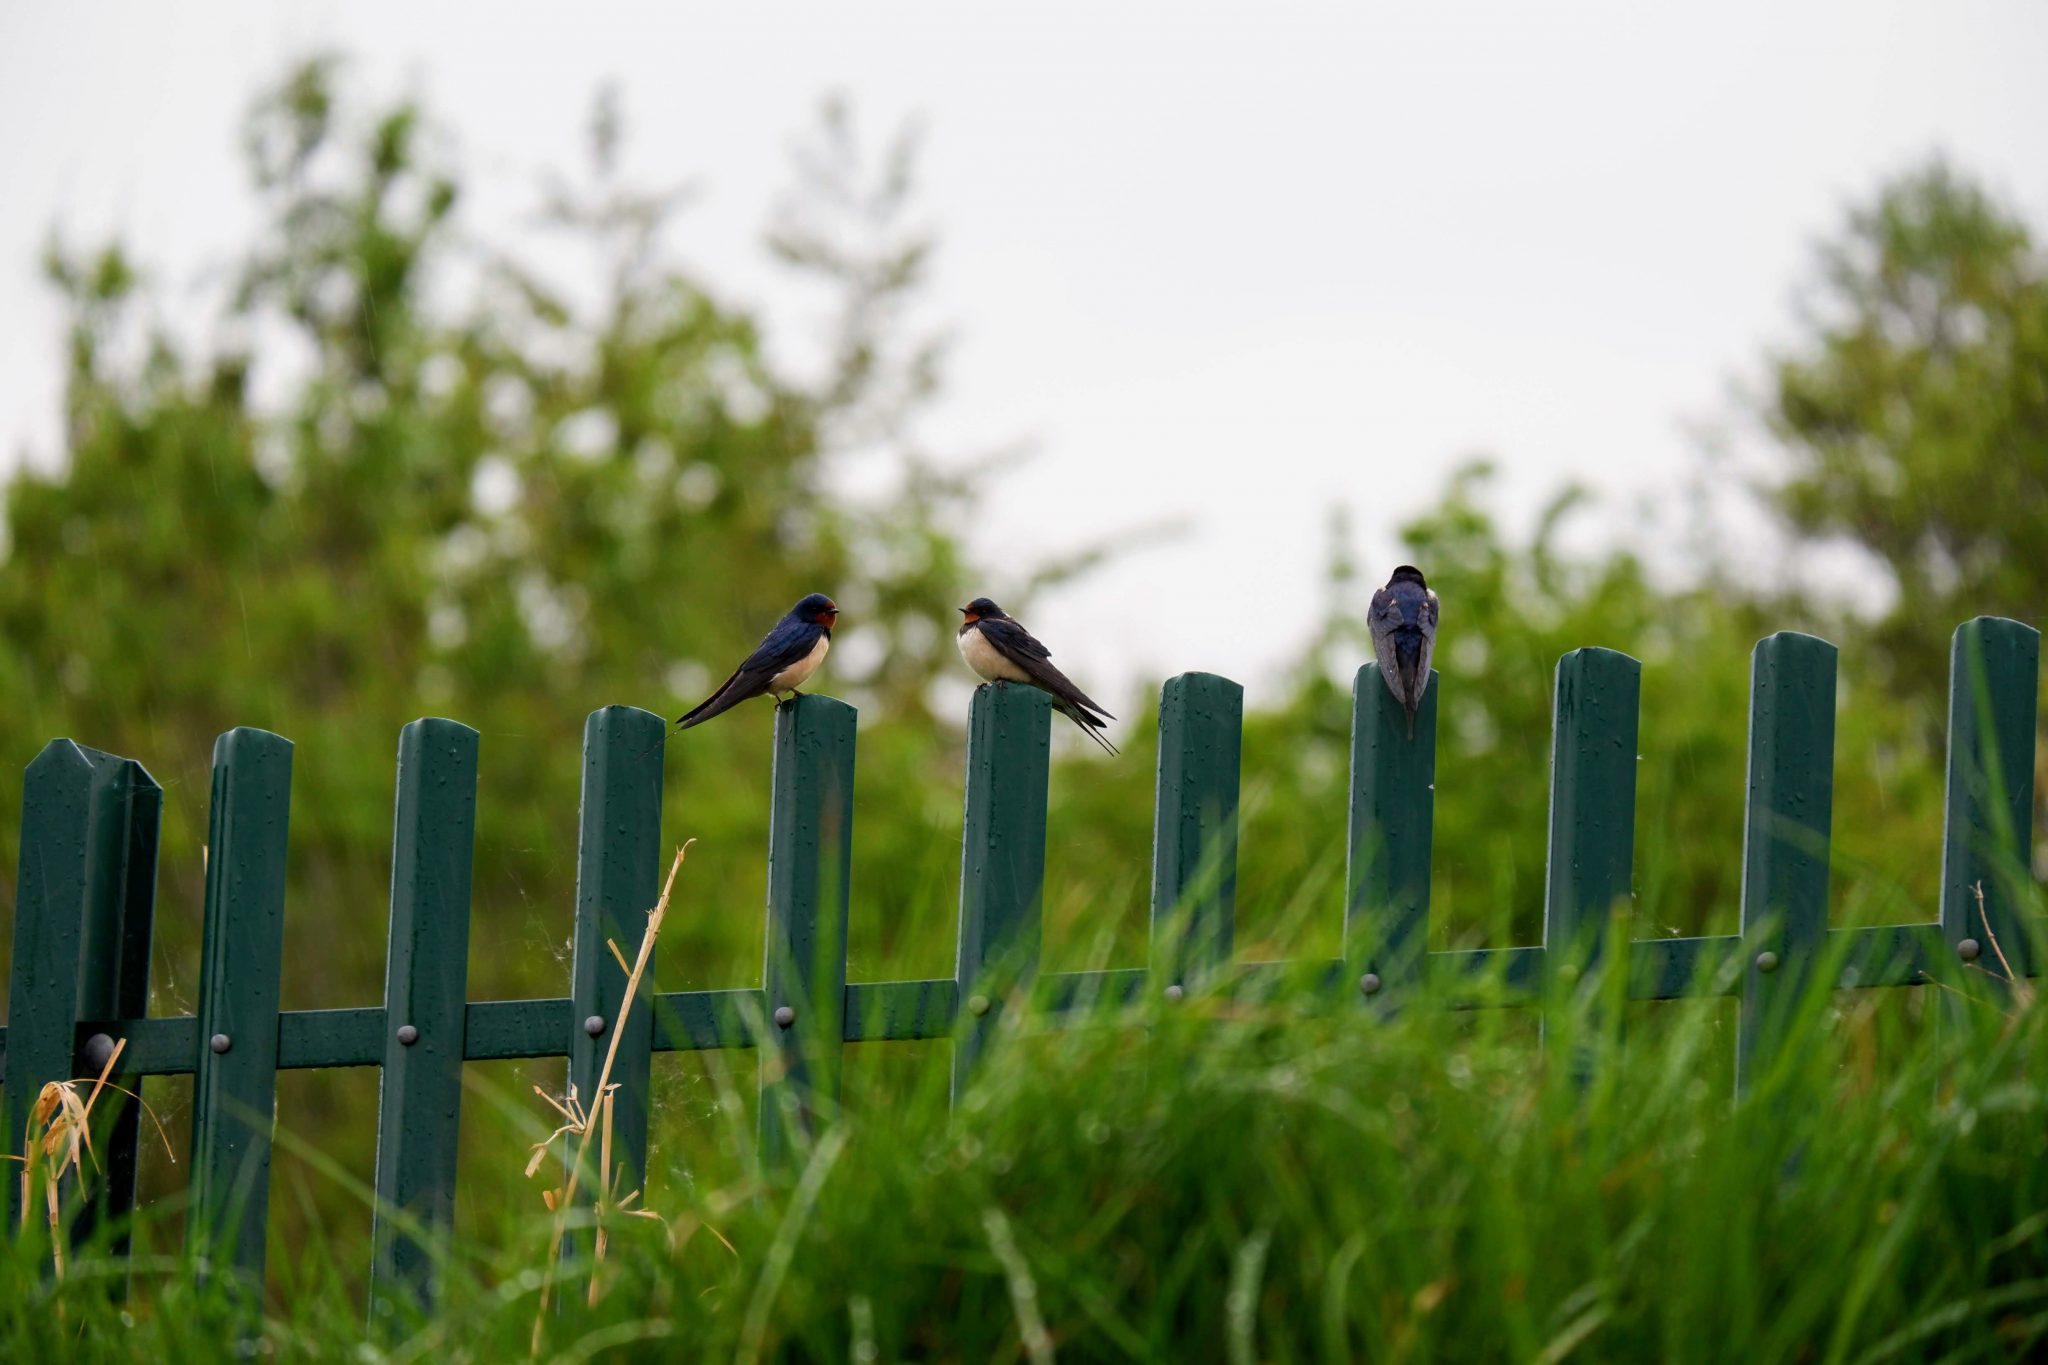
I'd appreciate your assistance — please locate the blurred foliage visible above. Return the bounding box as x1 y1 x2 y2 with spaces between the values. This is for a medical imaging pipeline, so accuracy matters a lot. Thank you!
1763 159 2048 701
0 59 2040 1291
1 60 1004 1014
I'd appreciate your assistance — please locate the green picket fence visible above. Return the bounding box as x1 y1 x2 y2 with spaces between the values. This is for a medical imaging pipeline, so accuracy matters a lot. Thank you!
1 617 2039 1314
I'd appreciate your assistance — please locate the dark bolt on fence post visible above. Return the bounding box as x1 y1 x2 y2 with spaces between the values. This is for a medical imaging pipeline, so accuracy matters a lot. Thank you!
1936 618 2040 996
1540 649 1641 1066
189 727 294 1298
566 707 666 1211
952 684 1051 1100
760 695 858 1165
1735 634 1836 1098
369 719 480 1323
1346 664 1438 1002
1149 673 1242 994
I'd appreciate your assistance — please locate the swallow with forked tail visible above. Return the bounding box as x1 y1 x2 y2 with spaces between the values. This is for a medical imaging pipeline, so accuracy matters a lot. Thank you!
673 593 839 731
956 597 1117 755
1369 565 1439 739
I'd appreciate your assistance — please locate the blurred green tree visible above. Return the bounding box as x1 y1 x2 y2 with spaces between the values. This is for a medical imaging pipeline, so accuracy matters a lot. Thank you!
1 60 1002 1012
1761 159 2048 698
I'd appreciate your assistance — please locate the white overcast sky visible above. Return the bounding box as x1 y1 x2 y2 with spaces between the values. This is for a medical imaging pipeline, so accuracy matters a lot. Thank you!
2 1 2044 705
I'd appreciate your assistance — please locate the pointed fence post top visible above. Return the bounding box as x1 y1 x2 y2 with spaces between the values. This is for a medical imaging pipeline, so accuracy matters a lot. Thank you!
25 736 95 779
211 725 294 762
1954 615 2041 649
1161 671 1242 706
1553 646 1641 691
782 693 858 722
1755 629 1837 655
403 715 482 744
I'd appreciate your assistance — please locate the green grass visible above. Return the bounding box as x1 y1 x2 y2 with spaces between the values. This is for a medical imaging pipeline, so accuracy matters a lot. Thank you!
6 945 2048 1362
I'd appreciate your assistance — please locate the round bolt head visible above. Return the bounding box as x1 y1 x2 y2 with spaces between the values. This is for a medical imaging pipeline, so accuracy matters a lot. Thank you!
774 1005 797 1029
1163 984 1185 1003
583 1014 607 1037
1958 938 1983 962
1556 964 1581 985
83 1033 117 1072
209 1033 232 1055
1359 973 1383 996
967 994 992 1018
1755 951 1780 974
396 1024 420 1046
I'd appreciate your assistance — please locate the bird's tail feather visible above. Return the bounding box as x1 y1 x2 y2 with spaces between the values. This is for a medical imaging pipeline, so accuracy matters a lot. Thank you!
676 686 745 730
1059 703 1119 756
636 722 679 760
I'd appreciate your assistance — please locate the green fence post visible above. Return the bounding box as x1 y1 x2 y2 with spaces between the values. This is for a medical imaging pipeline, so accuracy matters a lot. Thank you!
1542 649 1641 1032
6 741 154 1237
1735 633 1836 1097
760 696 858 1165
70 751 162 1263
1936 617 2040 986
369 719 480 1322
1346 664 1437 1001
567 706 665 1204
952 683 1052 1097
189 727 293 1293
1150 673 1242 994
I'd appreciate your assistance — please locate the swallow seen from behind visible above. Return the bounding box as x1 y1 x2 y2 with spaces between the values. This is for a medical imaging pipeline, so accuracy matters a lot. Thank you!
957 597 1117 754
673 593 839 731
1369 565 1439 739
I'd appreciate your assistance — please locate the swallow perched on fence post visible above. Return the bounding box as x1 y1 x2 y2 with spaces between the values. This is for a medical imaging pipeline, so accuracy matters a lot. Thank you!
1369 565 1439 739
956 597 1117 754
672 593 840 732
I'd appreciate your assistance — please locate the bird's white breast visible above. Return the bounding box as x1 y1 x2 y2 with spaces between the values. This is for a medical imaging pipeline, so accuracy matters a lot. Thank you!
769 634 831 694
958 625 1030 683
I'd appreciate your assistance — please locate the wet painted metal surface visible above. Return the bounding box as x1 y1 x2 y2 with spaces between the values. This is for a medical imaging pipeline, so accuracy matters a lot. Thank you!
370 718 480 1316
68 750 161 1260
1348 663 1438 997
566 706 665 1198
1736 633 1837 1095
189 727 293 1290
1937 617 2039 982
1150 672 1241 988
843 978 958 1042
1542 649 1642 975
6 741 160 1235
953 683 1051 1095
761 695 857 1163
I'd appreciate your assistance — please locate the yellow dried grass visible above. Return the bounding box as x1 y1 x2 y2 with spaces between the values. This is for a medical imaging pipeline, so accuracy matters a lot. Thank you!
6 1036 173 1279
527 839 695 1352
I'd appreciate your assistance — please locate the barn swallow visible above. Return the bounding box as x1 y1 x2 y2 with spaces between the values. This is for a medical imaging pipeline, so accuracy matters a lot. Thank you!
672 593 839 731
1369 565 1439 739
957 597 1117 755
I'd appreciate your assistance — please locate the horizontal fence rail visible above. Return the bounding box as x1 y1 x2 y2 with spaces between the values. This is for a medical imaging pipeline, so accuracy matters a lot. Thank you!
2 616 2041 1314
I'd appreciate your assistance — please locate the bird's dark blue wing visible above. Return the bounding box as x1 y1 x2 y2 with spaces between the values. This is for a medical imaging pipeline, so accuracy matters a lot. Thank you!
739 618 827 675
981 616 1053 663
978 618 1114 740
676 616 826 729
